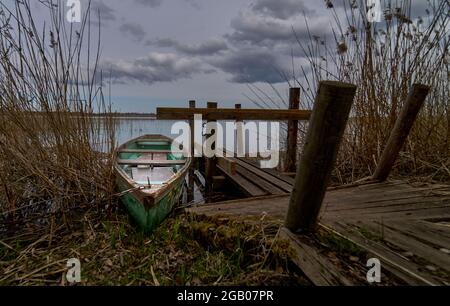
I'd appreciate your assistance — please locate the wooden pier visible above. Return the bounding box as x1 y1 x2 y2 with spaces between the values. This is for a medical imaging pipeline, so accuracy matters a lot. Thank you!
216 157 294 197
187 180 450 285
159 81 449 285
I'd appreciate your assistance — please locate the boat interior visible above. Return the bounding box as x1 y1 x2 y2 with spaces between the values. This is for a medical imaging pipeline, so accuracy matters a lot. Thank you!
117 138 187 186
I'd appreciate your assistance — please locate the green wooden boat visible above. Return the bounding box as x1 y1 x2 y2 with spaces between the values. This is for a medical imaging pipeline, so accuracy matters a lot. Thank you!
114 135 192 233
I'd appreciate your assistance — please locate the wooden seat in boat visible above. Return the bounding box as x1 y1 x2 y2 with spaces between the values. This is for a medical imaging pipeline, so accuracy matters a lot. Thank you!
117 159 186 166
131 167 175 185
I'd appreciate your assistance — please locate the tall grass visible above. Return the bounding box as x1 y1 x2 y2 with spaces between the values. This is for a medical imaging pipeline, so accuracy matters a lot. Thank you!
0 0 116 232
293 0 449 183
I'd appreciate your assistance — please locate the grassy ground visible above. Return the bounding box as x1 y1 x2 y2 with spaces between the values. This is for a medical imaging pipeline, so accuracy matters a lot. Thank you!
0 208 308 286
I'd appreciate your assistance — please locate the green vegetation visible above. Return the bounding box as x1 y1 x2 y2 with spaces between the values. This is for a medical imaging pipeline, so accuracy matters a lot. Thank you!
0 212 306 286
316 230 365 258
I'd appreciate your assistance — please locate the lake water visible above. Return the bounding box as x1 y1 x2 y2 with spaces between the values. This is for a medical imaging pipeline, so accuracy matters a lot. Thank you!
115 119 178 145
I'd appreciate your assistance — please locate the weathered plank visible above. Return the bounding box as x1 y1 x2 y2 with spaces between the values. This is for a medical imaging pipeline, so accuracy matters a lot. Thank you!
157 107 312 121
118 149 172 154
135 139 170 143
216 165 267 197
117 159 186 166
354 220 450 270
217 157 237 176
323 222 441 285
233 158 293 192
188 179 450 285
245 162 296 185
279 228 353 286
235 165 286 195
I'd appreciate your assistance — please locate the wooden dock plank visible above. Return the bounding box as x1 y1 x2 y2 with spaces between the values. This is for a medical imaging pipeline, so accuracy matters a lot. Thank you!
216 165 267 197
188 180 450 285
322 221 442 285
118 149 172 154
157 107 312 121
235 165 286 195
233 158 293 192
279 228 353 286
347 220 450 270
374 221 450 251
243 159 296 185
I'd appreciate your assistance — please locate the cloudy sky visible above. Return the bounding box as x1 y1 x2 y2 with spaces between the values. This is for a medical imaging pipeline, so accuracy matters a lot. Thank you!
26 0 431 112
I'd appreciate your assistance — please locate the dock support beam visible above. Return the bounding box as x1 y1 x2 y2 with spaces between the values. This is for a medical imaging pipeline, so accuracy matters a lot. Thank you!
235 104 244 157
285 81 357 232
188 100 196 202
205 102 218 194
285 88 301 172
373 84 430 182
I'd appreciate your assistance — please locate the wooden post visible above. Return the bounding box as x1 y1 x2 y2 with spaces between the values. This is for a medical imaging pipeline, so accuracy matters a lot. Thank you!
285 88 301 172
285 81 357 232
235 104 244 157
373 84 430 182
189 100 196 158
188 100 196 202
205 102 218 193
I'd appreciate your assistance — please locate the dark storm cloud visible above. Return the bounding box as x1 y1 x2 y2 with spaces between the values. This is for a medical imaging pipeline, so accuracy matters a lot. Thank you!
225 10 331 46
134 0 164 8
100 53 212 85
209 49 288 84
119 22 147 42
251 0 313 19
148 38 228 55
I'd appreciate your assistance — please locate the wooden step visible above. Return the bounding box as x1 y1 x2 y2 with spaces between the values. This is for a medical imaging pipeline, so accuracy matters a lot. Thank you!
136 139 170 143
117 159 186 166
118 149 172 154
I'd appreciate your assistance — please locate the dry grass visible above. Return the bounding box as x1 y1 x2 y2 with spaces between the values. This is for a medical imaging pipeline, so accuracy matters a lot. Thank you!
251 0 449 183
0 212 306 286
0 0 117 233
301 0 449 183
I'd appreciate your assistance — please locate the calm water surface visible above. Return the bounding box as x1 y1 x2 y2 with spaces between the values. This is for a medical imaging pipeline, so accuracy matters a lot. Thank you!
115 119 178 145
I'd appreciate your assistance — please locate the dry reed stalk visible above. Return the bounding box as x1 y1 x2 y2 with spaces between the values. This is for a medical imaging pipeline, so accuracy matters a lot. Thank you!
252 0 449 183
0 0 117 233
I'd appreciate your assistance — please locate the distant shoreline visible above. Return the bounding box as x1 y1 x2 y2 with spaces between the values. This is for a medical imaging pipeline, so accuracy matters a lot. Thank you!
20 112 158 119
91 113 157 119
108 115 157 120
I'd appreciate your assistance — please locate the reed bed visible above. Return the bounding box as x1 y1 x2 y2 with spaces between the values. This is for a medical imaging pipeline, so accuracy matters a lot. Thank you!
299 0 449 183
251 0 449 183
0 0 117 233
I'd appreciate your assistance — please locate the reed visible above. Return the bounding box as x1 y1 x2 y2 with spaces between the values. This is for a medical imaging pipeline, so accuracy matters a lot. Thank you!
293 0 449 183
0 0 117 230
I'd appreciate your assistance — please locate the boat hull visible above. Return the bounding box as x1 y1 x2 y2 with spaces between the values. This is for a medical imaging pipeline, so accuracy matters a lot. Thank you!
117 179 184 233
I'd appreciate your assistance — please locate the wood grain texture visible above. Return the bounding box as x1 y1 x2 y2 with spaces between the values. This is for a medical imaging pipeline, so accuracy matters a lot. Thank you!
286 81 357 232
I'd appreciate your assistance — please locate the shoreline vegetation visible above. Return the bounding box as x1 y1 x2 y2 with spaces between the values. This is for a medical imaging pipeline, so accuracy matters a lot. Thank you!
0 0 448 286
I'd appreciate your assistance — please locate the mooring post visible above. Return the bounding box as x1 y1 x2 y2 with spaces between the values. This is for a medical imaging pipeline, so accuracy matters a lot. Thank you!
235 104 244 157
285 81 357 232
188 100 196 202
205 102 218 193
285 88 301 173
373 84 430 182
